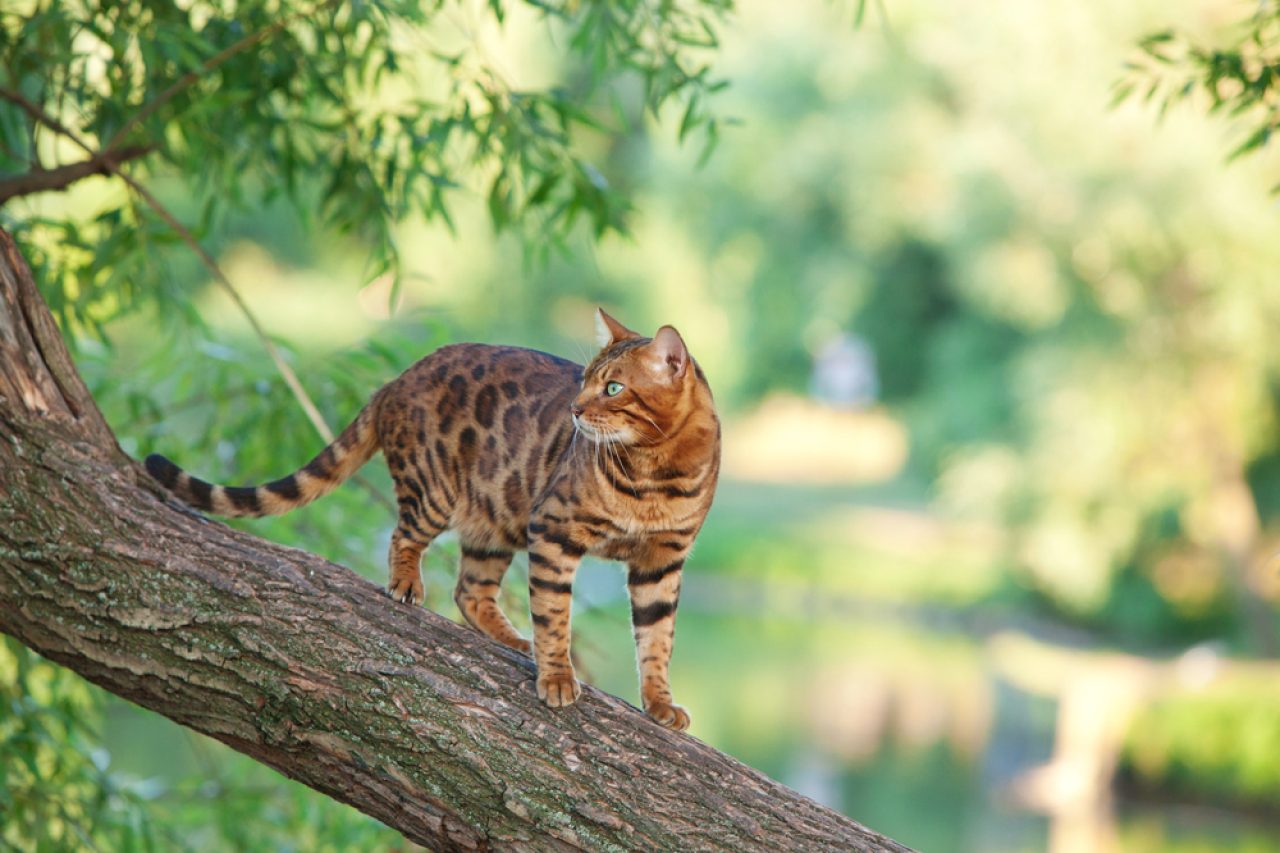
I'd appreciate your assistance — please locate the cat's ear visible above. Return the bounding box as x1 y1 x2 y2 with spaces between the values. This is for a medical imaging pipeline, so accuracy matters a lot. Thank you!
647 325 688 381
595 308 640 347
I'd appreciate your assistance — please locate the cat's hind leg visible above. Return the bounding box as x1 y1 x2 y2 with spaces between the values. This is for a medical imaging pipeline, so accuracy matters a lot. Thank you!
387 527 435 606
385 440 453 605
454 546 530 654
387 491 446 606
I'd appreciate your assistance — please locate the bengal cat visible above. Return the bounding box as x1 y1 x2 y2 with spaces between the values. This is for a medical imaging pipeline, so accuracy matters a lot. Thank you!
144 309 720 730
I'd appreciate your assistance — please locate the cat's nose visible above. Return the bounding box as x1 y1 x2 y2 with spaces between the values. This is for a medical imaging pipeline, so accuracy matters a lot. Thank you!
569 403 584 417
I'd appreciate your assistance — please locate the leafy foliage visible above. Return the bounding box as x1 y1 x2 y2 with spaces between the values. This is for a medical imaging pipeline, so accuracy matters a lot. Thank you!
1119 3 1280 175
1 638 162 850
1124 679 1280 809
1 0 728 334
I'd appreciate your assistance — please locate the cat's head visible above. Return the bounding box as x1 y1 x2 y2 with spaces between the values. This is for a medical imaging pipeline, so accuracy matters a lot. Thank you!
571 309 697 446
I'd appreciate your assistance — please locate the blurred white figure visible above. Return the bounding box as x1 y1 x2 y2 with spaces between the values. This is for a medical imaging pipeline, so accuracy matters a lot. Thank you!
811 333 878 409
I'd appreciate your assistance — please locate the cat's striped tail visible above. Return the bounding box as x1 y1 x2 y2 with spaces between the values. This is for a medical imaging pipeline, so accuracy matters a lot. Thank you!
144 402 381 518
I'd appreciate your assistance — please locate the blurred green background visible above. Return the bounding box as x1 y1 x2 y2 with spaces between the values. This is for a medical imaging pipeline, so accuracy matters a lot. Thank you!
5 0 1280 851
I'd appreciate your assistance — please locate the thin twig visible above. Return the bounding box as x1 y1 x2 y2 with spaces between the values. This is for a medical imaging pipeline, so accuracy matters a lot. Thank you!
0 86 80 139
0 144 153 204
106 175 395 510
0 85 394 511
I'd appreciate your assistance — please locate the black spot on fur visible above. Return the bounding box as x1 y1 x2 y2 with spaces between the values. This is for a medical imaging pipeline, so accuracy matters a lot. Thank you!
530 576 573 594
186 477 214 510
458 427 477 469
503 471 524 515
224 486 262 513
267 475 301 501
631 600 677 627
449 374 469 407
474 385 498 429
145 454 180 490
502 405 526 443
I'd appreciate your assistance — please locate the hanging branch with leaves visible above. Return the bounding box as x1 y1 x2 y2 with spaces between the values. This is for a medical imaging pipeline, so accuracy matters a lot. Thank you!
1118 4 1280 174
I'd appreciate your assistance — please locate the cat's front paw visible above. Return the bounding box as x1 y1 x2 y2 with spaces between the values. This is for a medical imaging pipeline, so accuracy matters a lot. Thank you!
387 574 423 606
505 637 533 655
536 671 581 707
645 701 691 731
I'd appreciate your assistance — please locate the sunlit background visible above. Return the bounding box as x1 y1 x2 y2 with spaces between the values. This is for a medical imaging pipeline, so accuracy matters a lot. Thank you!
7 0 1280 850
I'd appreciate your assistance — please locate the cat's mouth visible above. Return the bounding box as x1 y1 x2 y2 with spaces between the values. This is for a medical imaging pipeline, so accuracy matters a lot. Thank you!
572 414 600 440
572 415 629 445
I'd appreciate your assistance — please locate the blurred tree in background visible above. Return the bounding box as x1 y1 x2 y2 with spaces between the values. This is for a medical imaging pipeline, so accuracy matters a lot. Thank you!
467 0 1280 652
571 5 1280 830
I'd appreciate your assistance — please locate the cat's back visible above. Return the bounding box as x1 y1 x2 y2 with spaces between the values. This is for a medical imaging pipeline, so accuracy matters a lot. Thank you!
376 343 584 549
381 342 583 433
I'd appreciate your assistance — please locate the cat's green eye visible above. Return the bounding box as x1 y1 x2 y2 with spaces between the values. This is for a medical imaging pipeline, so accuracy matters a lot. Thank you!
605 381 625 397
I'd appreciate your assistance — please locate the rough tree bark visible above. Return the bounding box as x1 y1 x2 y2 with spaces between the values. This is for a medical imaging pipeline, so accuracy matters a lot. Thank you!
0 230 910 852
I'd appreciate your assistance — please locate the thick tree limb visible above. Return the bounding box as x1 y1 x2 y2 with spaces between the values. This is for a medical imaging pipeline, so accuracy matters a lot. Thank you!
0 146 154 205
0 228 910 852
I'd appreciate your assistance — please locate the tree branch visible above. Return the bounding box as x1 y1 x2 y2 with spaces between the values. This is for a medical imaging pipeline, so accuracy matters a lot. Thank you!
0 228 911 852
0 145 154 205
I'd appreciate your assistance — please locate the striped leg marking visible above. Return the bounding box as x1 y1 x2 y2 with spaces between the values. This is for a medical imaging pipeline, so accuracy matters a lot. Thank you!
388 534 427 605
628 558 688 730
454 547 529 654
527 526 592 708
387 497 442 605
386 459 450 605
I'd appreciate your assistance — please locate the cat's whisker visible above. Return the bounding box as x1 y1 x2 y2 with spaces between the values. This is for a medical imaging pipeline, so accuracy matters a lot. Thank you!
598 426 626 488
569 422 581 461
606 433 626 478
636 411 668 441
590 424 603 480
611 431 635 473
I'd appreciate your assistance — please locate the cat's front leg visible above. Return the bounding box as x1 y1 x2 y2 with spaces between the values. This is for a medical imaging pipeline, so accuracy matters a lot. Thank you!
526 521 596 707
627 554 688 730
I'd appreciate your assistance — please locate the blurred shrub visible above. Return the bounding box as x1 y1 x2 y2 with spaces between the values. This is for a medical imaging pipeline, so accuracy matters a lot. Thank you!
1123 683 1280 808
0 637 162 850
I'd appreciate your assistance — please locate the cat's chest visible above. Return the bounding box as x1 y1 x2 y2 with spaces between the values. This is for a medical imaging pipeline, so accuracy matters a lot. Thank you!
591 535 644 562
590 528 685 562
585 501 708 561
